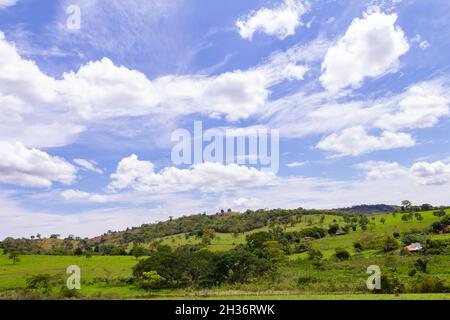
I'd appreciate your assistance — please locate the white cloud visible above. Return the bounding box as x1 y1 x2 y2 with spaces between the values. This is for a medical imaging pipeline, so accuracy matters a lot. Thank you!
0 0 18 9
265 79 450 138
0 141 77 187
108 155 276 193
236 0 309 40
60 189 108 203
320 10 409 91
410 161 450 186
73 159 103 174
356 161 407 180
316 126 415 156
358 160 450 186
233 197 261 208
0 30 309 151
375 82 450 131
287 161 307 168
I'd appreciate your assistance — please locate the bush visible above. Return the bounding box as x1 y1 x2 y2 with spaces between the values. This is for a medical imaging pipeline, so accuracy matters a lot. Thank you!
353 242 363 252
378 272 405 294
25 274 62 294
297 275 319 286
409 274 449 293
382 236 399 252
408 258 429 276
334 248 351 261
307 248 323 260
328 224 340 235
136 271 167 289
59 286 82 299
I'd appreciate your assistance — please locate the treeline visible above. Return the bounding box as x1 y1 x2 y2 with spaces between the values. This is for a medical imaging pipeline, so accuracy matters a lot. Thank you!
133 228 297 289
98 208 362 245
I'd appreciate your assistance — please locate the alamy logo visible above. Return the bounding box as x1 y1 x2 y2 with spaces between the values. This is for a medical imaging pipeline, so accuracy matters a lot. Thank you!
171 121 280 174
66 5 81 30
66 265 81 290
366 265 381 290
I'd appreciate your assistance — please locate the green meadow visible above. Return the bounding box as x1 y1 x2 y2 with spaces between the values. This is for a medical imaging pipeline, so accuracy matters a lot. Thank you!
1 209 449 300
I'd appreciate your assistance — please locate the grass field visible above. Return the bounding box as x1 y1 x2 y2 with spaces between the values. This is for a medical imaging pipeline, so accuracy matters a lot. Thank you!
1 210 449 300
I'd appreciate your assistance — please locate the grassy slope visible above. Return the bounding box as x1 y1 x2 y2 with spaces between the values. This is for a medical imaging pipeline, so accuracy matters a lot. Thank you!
159 215 341 251
1 210 449 299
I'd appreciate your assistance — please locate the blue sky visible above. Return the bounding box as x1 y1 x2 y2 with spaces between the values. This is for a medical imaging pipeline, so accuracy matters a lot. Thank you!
1 0 450 238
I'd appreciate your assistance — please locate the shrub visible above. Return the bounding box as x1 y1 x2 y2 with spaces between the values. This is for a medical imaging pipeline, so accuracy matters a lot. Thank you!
334 248 351 261
307 248 323 260
378 272 405 294
382 236 399 252
328 224 340 235
25 274 62 294
297 275 319 286
409 274 449 293
137 271 167 289
353 242 363 252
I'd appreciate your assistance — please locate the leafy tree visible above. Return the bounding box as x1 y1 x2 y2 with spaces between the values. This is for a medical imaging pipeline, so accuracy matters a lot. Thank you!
401 200 412 212
137 271 167 289
420 204 433 211
307 248 323 261
246 232 272 250
334 248 351 261
383 236 399 252
8 251 20 265
328 224 340 235
25 274 61 294
431 221 445 233
130 244 147 260
353 242 363 252
409 258 429 276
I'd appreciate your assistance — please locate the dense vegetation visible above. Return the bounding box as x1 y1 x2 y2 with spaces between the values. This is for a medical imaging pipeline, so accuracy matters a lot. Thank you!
1 203 450 300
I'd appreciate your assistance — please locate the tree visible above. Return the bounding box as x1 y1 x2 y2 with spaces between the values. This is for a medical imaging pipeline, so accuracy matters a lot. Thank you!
328 224 340 235
8 251 20 265
383 236 399 252
334 248 351 261
131 244 147 260
415 213 424 222
307 248 323 261
420 204 433 211
409 258 428 276
25 274 61 295
137 271 167 289
431 221 445 233
402 200 412 212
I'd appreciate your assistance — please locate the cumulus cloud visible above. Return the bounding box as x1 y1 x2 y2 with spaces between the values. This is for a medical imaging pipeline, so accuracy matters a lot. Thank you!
108 154 276 193
0 31 309 151
0 141 77 187
60 189 108 203
265 79 450 139
357 160 450 186
73 159 103 174
410 161 450 186
236 0 309 40
375 82 450 131
356 161 407 180
0 0 18 9
316 126 415 156
320 10 409 91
